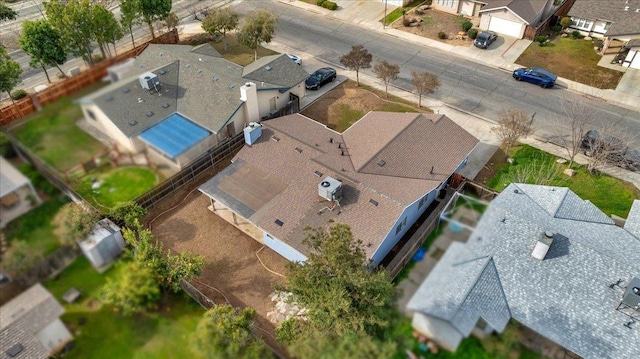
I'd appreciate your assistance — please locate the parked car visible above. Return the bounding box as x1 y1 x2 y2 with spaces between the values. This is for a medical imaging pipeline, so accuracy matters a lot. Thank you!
287 54 301 65
305 67 337 90
474 31 497 49
512 67 557 88
581 130 640 171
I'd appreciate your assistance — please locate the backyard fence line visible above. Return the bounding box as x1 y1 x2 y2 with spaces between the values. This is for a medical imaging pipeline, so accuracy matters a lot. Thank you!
135 134 245 210
0 29 180 128
12 246 80 288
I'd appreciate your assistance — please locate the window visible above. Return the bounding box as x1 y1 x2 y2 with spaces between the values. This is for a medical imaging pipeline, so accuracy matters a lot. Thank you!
604 22 612 32
437 0 457 8
395 217 407 235
418 194 428 209
571 17 592 30
87 110 96 121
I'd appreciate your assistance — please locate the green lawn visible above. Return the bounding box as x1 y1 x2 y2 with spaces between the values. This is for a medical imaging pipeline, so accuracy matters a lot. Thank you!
9 82 108 173
210 35 279 66
487 145 639 217
382 0 425 25
45 257 204 359
516 37 623 89
73 165 158 210
3 196 68 255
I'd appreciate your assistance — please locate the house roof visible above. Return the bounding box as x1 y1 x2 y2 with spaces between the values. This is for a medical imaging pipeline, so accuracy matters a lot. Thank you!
79 44 308 137
408 183 640 359
0 284 65 359
479 0 551 24
0 156 31 197
569 0 640 36
200 112 477 260
242 54 310 89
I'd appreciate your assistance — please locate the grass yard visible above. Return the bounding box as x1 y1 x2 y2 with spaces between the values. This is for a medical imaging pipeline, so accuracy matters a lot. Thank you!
9 82 108 173
382 0 427 25
516 37 623 89
45 257 204 359
2 196 68 255
487 145 639 217
210 35 279 66
74 166 158 210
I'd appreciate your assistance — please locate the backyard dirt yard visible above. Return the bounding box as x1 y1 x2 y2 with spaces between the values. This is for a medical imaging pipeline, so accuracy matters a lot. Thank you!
392 7 474 46
147 180 289 355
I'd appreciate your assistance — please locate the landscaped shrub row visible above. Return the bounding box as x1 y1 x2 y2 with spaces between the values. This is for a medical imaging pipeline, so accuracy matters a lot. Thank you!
11 89 27 100
316 0 337 10
468 28 478 39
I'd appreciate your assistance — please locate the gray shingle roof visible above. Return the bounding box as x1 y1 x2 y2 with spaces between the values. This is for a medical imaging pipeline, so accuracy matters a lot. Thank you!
0 284 66 359
480 0 551 24
568 0 640 36
624 200 640 238
408 183 640 359
80 44 308 136
242 54 310 89
200 112 476 261
0 156 30 197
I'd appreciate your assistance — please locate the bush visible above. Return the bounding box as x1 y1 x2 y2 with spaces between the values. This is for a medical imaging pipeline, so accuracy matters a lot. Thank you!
438 31 447 39
403 18 411 27
551 25 562 33
571 30 581 39
321 1 337 10
535 36 548 46
560 16 572 29
468 28 478 39
316 0 325 6
0 132 16 158
10 90 27 100
462 20 473 32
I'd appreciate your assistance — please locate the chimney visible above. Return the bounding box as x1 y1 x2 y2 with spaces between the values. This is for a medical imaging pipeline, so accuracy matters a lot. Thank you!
532 231 554 261
240 82 259 122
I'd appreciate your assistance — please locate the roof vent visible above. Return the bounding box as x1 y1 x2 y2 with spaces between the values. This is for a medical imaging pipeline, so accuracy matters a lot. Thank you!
265 65 272 71
532 231 554 261
369 199 379 206
272 136 280 142
162 103 170 108
6 343 24 357
377 160 386 167
228 83 235 89
122 87 130 93
620 277 640 309
318 176 343 202
275 219 284 227
514 189 519 194
146 111 154 117
159 69 167 75
185 63 191 68
105 95 114 102
213 76 219 82
329 137 334 143
314 170 323 177
129 120 137 126
196 69 202 74
294 147 302 153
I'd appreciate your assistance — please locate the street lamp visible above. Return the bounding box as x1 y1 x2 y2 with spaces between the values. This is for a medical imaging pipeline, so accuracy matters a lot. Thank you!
383 0 388 29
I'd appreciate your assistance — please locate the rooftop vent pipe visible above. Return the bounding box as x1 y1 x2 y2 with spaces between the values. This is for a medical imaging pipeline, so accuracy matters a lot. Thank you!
532 231 554 261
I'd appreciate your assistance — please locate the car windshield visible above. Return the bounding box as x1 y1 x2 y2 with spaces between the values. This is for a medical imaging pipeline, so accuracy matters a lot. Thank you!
310 72 323 80
478 33 489 40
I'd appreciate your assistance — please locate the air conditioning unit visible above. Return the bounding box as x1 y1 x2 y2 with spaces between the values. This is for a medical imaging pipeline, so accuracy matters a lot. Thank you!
139 72 160 90
318 176 342 202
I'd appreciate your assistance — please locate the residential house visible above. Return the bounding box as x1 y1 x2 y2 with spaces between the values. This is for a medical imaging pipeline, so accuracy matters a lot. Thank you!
478 0 568 38
77 44 309 170
407 183 640 358
0 283 73 359
430 0 486 17
199 112 478 265
568 0 640 68
0 156 41 229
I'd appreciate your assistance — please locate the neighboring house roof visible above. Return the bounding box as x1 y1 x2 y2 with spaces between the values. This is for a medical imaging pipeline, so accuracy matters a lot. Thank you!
0 156 30 197
479 0 551 24
408 183 640 359
242 54 310 89
200 112 478 260
0 284 66 359
79 44 308 137
569 0 640 36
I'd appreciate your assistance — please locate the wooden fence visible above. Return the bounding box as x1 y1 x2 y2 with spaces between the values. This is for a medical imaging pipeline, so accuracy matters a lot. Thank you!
523 0 576 40
135 134 245 209
0 29 180 127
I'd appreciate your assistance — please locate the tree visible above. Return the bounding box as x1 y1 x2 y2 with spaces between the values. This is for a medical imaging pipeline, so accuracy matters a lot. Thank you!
191 305 273 359
276 224 398 357
237 10 277 61
19 20 67 83
101 261 160 315
45 0 96 66
1 240 43 279
552 94 595 168
139 0 171 39
164 11 178 31
491 107 535 157
560 16 572 30
372 60 399 98
339 45 372 86
201 8 238 51
411 71 441 107
92 4 123 58
60 202 101 247
110 201 147 228
119 0 142 48
0 2 17 21
581 124 634 174
0 45 22 103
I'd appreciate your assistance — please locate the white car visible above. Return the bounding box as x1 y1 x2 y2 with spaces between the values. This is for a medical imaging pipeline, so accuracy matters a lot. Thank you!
287 54 301 65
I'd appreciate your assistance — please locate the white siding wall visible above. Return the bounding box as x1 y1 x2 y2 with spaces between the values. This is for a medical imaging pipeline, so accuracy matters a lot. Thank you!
625 49 640 69
432 0 461 15
263 232 308 262
35 318 72 354
412 313 464 351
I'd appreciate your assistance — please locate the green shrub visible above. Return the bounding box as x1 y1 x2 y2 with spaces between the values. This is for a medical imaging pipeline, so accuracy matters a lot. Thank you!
468 28 478 39
535 35 548 46
571 30 581 39
316 0 325 5
322 1 337 10
462 20 473 31
560 16 572 29
551 24 562 33
438 31 447 39
0 132 16 158
10 89 27 100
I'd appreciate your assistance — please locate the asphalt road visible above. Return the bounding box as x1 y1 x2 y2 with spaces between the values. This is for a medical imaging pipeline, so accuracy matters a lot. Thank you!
234 0 640 144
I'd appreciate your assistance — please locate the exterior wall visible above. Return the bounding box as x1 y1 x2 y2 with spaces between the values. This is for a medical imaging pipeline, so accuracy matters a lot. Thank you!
432 0 461 15
263 232 308 262
370 187 439 266
175 132 220 168
412 313 464 351
256 86 302 119
383 0 410 7
35 318 72 354
482 10 526 38
81 104 143 153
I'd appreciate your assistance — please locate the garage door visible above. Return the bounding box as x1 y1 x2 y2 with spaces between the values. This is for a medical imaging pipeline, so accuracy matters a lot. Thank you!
488 16 523 38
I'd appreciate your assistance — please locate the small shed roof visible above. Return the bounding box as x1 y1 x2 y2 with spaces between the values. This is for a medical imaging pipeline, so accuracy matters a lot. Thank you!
0 156 31 198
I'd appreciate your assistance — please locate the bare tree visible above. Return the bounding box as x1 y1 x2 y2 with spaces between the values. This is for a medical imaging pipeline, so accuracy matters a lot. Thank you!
188 4 209 21
492 107 535 157
411 71 441 107
164 12 179 31
551 94 596 169
511 156 565 186
339 45 372 86
372 60 399 98
581 123 636 174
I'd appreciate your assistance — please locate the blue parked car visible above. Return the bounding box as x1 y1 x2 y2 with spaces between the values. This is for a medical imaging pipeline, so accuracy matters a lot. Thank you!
512 67 557 88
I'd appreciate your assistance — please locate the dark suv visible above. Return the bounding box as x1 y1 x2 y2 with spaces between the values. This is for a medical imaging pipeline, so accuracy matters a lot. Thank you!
581 130 640 171
474 31 497 49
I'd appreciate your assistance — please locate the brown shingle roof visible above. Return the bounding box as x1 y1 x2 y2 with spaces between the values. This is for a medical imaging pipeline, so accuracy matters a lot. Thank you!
569 0 640 36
